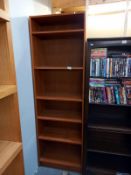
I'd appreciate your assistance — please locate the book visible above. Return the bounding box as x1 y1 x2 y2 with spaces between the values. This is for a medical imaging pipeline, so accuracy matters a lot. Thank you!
123 80 131 105
91 48 107 59
89 48 131 105
126 58 131 77
90 49 131 78
89 79 131 105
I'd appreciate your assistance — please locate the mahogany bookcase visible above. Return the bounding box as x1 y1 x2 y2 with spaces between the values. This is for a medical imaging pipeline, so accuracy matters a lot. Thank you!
29 13 85 172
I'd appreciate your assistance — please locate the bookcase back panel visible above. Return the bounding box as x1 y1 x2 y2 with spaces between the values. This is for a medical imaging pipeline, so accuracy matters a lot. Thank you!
39 141 81 166
92 46 131 57
89 105 131 128
0 23 15 84
89 104 131 128
38 120 81 131
0 0 5 10
38 121 81 142
37 100 82 120
88 130 131 155
33 36 84 67
87 152 131 173
31 14 84 32
0 95 21 141
108 46 131 57
35 70 82 98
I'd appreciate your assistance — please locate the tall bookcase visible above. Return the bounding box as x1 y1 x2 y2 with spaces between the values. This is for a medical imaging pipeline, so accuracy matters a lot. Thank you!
29 13 85 172
0 0 24 174
84 38 131 175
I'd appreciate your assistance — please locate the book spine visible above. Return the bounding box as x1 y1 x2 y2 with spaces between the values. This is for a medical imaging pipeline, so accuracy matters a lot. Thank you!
110 86 115 104
106 58 110 78
101 59 104 77
103 87 107 103
120 87 123 104
104 59 107 77
96 59 100 77
92 60 95 77
126 58 129 77
128 58 131 77
114 86 120 104
110 58 112 77
122 87 127 104
106 87 111 104
90 59 93 76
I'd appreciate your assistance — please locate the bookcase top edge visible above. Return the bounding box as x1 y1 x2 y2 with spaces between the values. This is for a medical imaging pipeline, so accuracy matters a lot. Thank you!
29 12 85 19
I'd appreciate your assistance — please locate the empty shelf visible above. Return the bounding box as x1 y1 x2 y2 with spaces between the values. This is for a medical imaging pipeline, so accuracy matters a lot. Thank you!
36 95 82 102
0 9 9 22
32 29 84 38
0 85 17 100
34 66 83 70
40 142 81 172
38 110 81 124
0 141 22 174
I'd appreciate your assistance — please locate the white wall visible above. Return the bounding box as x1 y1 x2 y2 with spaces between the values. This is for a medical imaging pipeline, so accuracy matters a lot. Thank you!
8 0 51 175
9 0 51 17
127 1 131 36
87 1 131 38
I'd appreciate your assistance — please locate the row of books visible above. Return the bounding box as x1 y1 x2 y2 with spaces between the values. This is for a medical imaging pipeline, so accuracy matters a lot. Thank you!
90 57 131 77
91 47 129 59
89 78 131 105
91 48 107 58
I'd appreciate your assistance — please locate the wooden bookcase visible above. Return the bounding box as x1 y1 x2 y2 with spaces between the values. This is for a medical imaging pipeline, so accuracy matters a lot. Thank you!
29 13 85 172
84 38 131 175
0 0 24 174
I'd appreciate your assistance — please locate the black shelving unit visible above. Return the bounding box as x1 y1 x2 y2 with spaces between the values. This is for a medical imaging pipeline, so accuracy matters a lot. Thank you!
83 38 131 175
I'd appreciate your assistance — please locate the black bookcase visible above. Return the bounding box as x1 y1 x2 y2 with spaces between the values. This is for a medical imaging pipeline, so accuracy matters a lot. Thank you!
84 38 131 175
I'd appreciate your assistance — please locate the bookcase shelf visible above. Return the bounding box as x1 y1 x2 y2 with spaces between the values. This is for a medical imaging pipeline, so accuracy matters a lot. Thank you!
0 141 22 175
38 121 81 145
37 100 82 124
88 148 131 157
84 38 131 175
88 124 131 134
30 13 84 33
0 85 16 100
36 95 82 102
90 76 131 79
0 9 9 22
86 152 131 175
90 102 131 107
88 130 131 156
38 111 82 124
30 13 85 172
35 70 82 99
34 66 84 70
32 29 84 38
31 35 83 68
39 142 81 172
87 166 115 175
38 136 81 145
